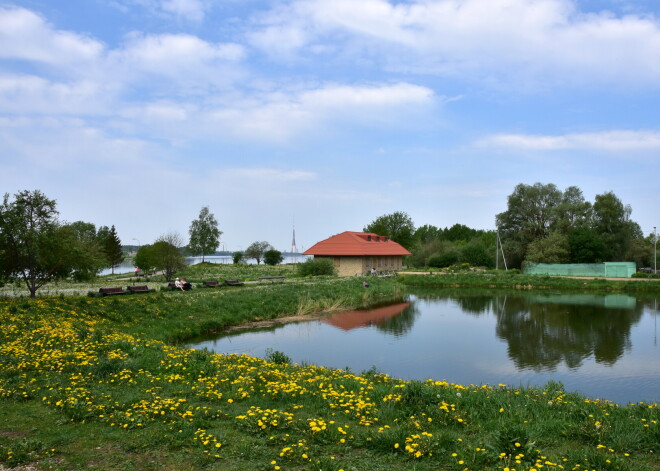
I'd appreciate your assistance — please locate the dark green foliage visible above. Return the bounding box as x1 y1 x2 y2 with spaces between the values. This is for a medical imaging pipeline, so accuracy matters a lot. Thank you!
296 257 336 276
569 228 606 263
263 249 283 266
232 251 244 264
428 251 459 268
461 241 493 267
0 190 103 296
103 225 124 274
496 183 648 267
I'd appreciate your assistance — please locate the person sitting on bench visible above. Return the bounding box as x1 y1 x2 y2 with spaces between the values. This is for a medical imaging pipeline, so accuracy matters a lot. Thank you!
180 278 192 290
175 278 183 290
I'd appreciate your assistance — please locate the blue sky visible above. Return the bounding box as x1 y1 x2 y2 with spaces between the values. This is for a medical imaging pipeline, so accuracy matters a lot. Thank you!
1 0 659 253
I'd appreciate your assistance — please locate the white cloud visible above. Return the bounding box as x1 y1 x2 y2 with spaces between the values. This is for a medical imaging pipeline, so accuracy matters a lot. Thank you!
0 75 110 115
0 6 103 66
111 0 209 22
478 130 660 151
161 0 206 22
207 82 435 141
249 0 660 88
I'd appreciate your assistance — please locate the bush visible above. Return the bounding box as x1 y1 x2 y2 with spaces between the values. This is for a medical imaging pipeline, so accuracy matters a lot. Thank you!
427 251 459 268
296 258 336 277
263 249 284 266
232 251 243 264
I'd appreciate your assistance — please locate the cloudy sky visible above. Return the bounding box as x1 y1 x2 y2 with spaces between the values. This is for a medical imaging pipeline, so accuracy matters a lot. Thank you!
1 0 659 253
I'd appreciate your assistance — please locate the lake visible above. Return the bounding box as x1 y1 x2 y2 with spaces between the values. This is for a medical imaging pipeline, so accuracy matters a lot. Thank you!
100 253 310 275
189 289 660 405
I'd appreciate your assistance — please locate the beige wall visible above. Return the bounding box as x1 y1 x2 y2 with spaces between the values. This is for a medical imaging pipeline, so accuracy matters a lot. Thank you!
316 255 403 277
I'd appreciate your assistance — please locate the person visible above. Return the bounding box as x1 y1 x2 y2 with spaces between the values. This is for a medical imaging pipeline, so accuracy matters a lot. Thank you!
362 280 370 288
181 278 192 291
174 277 184 290
370 267 377 276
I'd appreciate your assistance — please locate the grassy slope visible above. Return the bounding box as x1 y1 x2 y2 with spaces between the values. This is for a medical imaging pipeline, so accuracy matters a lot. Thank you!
1 273 659 470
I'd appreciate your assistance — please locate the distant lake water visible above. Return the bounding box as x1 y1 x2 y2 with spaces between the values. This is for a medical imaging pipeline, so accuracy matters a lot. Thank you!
100 254 309 275
189 289 660 405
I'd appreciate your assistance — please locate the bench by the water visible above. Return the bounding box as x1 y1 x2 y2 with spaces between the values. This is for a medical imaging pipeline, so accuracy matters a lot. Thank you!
99 287 125 296
203 281 220 288
224 280 244 286
258 276 285 283
127 285 150 294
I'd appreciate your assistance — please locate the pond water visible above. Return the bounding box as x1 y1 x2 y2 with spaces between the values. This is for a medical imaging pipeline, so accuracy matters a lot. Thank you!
189 289 660 405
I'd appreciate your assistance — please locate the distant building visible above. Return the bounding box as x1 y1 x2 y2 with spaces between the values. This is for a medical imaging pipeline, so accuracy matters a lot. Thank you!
304 231 411 277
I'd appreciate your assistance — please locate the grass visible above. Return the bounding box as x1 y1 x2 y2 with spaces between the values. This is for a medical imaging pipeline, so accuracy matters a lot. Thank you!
1 274 659 470
399 270 660 293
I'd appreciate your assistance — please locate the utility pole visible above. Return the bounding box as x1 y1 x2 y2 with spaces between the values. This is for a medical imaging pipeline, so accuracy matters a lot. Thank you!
654 226 657 274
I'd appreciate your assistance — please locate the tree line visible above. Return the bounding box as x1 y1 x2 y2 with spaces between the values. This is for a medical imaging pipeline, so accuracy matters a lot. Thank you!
364 183 655 270
0 190 285 297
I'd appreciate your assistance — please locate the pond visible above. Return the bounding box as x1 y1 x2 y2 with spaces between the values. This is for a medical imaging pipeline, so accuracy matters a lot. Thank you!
189 289 660 405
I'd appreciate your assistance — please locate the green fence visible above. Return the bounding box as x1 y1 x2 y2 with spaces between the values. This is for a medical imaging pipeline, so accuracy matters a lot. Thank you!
523 262 636 278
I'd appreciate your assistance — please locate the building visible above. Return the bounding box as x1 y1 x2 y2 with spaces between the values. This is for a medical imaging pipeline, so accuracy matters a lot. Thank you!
303 231 411 277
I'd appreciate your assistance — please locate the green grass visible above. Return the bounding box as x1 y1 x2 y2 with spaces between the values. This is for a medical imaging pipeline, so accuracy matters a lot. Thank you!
1 275 659 470
400 271 660 293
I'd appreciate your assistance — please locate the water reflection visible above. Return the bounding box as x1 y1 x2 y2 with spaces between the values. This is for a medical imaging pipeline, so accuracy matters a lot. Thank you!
494 294 642 371
189 289 660 404
414 290 644 371
322 302 417 336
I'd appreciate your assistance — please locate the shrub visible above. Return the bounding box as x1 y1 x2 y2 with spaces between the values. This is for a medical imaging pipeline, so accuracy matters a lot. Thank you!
296 258 336 277
263 249 284 266
428 251 459 268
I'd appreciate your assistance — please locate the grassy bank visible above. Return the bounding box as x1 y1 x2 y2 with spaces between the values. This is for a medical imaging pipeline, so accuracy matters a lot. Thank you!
400 271 660 293
1 278 659 470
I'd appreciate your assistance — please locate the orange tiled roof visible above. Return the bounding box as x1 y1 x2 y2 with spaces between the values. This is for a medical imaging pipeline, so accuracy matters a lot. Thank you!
303 231 411 256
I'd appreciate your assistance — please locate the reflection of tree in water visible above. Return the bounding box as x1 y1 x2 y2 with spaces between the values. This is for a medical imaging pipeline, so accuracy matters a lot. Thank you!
373 302 421 337
410 288 651 372
494 294 644 371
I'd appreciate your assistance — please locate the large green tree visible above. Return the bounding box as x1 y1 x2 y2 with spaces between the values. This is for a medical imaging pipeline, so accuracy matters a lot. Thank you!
363 211 416 250
592 191 641 261
104 225 124 274
153 233 186 281
188 206 222 263
67 221 107 280
0 190 101 297
245 241 272 265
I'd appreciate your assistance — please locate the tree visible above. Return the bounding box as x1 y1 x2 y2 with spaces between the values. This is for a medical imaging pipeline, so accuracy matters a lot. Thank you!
188 206 222 263
568 228 606 263
525 231 570 264
363 211 416 250
0 190 100 297
245 241 272 264
134 244 156 273
66 221 107 281
592 191 641 261
264 249 284 266
152 233 186 281
104 225 124 274
232 251 244 264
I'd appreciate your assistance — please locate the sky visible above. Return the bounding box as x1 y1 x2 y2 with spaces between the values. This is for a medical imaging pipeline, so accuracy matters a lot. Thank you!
1 0 659 253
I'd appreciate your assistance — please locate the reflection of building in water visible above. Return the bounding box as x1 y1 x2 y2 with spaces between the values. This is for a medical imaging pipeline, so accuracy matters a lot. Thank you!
323 302 411 331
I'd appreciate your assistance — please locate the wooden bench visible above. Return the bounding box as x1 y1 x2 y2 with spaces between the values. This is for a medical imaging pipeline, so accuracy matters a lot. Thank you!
258 276 285 283
203 281 220 288
224 280 244 286
99 287 125 296
127 285 150 294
